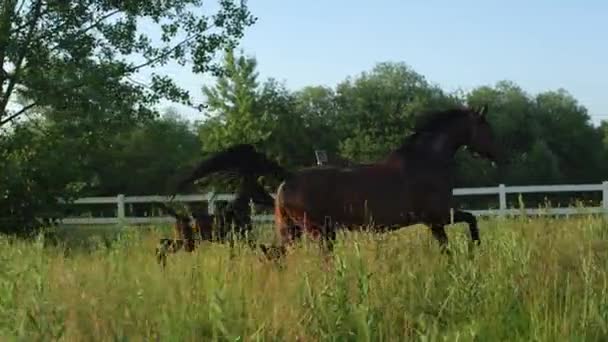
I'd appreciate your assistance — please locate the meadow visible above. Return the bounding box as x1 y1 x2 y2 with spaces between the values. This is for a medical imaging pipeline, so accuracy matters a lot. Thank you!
1 215 607 341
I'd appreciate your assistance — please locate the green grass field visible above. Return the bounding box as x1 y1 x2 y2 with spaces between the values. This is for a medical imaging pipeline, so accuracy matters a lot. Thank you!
1 215 608 341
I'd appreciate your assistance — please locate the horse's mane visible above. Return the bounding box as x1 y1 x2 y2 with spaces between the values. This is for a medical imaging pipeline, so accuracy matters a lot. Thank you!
412 107 471 133
391 107 472 158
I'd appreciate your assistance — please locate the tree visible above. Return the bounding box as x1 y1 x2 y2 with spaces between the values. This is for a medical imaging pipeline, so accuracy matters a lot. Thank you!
0 1 255 233
466 81 539 158
292 85 341 159
463 81 605 187
333 62 459 162
199 49 315 171
533 89 605 183
0 118 88 233
89 109 202 196
200 48 272 152
257 78 314 168
0 0 256 129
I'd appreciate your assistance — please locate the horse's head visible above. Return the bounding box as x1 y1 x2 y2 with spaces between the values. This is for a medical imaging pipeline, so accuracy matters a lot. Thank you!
245 180 275 207
465 105 501 164
249 150 290 180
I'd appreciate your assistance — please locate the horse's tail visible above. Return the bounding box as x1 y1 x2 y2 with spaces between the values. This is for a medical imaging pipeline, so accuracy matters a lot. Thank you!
255 182 290 260
273 182 288 233
174 143 291 193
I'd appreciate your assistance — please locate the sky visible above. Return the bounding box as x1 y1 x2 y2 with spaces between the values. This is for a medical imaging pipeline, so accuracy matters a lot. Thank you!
148 0 608 126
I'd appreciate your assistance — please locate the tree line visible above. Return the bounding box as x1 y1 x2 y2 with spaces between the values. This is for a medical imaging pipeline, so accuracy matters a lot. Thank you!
1 1 606 233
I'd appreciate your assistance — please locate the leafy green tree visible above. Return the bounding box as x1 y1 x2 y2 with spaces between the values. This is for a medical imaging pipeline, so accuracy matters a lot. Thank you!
199 49 315 170
0 0 256 129
90 109 201 196
0 0 255 233
0 118 87 233
333 62 459 162
293 85 341 160
200 48 273 152
464 81 605 187
533 89 605 183
466 81 539 158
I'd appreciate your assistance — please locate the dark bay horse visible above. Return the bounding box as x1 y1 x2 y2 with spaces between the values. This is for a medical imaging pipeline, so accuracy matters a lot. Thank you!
193 175 275 246
153 202 196 267
155 176 275 266
178 105 500 256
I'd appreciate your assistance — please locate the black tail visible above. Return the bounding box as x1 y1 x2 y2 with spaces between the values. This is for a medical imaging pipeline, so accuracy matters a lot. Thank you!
174 144 291 193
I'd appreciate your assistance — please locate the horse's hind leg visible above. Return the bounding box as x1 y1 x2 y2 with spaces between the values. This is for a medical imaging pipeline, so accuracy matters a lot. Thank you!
320 216 336 254
452 210 480 248
240 220 258 251
430 224 451 255
260 216 300 260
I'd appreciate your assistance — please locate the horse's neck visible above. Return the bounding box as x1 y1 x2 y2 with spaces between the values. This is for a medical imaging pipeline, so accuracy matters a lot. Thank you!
393 128 469 167
230 196 251 211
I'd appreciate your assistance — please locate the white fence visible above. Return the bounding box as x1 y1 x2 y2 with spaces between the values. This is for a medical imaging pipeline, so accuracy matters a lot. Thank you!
60 181 608 226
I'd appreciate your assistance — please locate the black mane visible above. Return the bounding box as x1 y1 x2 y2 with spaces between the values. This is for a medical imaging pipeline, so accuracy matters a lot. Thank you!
413 107 471 133
393 107 472 156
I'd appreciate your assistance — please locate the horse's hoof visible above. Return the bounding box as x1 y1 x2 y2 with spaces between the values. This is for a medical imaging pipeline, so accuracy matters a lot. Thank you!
440 247 452 256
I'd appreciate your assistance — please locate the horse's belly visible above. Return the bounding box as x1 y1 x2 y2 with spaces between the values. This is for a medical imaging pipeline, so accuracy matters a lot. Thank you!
281 169 448 227
319 181 413 225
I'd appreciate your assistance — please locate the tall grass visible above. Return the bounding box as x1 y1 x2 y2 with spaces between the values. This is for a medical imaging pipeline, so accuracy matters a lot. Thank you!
1 216 607 341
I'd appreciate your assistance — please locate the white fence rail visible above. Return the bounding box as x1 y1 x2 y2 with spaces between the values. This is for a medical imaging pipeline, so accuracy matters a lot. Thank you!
60 181 608 225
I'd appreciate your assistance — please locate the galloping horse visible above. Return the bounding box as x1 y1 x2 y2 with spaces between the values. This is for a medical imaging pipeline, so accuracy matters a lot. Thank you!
178 105 500 256
194 175 275 247
154 176 275 266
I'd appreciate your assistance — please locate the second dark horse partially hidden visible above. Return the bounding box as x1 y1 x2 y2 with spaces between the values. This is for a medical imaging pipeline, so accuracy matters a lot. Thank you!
176 105 501 257
155 176 275 266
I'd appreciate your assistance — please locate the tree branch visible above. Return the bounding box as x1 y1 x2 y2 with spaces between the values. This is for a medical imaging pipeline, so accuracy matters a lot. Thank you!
10 3 51 35
45 9 122 53
127 33 200 73
0 0 42 118
0 101 38 126
0 0 17 97
15 0 27 15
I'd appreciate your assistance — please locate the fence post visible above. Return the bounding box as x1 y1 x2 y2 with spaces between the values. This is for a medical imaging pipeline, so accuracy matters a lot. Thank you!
602 181 608 217
207 190 215 215
117 194 126 225
498 184 507 217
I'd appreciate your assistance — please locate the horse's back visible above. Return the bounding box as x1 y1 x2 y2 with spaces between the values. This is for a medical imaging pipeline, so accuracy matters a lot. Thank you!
276 164 415 226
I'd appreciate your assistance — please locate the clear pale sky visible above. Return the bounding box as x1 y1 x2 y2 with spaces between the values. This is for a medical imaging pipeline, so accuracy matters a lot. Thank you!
151 0 608 126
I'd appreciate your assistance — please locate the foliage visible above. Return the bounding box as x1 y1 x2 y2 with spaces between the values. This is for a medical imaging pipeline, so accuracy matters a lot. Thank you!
465 81 606 186
0 0 256 233
88 108 202 196
0 0 256 127
333 62 459 162
1 216 608 340
0 119 86 234
0 108 203 232
199 49 318 172
200 49 274 152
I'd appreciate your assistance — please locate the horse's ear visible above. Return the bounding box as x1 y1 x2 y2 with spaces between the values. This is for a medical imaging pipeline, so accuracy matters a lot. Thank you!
477 104 488 119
